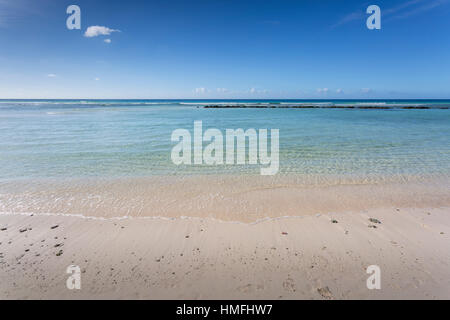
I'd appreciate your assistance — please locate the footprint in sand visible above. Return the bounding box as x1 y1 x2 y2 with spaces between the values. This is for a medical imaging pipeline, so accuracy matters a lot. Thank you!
283 277 296 292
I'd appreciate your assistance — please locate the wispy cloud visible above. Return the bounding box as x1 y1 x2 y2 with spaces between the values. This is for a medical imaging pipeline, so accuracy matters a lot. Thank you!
317 88 329 94
383 0 424 15
249 88 269 94
84 26 120 38
386 0 449 21
47 74 57 78
332 0 449 28
331 11 364 29
0 0 54 28
194 87 206 94
104 39 112 44
0 0 33 27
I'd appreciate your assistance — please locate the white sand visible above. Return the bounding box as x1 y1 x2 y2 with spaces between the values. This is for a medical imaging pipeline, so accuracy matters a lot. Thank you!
1 206 449 299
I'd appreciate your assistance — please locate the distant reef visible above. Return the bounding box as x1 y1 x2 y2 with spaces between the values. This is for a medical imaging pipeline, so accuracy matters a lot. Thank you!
203 105 449 109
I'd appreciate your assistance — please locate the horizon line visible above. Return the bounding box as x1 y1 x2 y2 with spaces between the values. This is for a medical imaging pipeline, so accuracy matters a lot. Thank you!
1 98 450 101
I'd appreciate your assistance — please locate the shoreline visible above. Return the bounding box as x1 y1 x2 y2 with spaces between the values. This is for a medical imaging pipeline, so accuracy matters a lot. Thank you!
1 174 449 222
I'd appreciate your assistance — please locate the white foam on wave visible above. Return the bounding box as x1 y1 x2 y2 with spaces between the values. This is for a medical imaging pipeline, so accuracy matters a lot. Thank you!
0 210 320 226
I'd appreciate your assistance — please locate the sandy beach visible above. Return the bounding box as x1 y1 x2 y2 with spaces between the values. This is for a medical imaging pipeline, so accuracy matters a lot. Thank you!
1 202 449 299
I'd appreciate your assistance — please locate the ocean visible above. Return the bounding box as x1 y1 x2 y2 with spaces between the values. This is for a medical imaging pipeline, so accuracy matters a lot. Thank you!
1 99 449 180
1 99 449 219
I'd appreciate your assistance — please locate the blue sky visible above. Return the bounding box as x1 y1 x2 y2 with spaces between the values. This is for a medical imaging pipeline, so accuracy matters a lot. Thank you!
0 0 449 99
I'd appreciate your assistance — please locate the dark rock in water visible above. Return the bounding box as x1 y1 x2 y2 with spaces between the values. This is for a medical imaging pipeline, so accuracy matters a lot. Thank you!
203 105 440 110
369 218 382 224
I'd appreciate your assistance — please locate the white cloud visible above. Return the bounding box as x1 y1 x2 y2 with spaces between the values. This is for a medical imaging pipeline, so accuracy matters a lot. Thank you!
104 39 112 44
47 74 57 78
249 87 269 95
317 88 329 94
84 26 120 38
216 88 228 93
194 87 206 94
94 77 100 81
336 88 343 94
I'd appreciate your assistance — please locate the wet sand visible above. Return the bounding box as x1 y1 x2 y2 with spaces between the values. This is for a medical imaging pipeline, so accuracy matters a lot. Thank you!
1 175 449 222
1 206 449 299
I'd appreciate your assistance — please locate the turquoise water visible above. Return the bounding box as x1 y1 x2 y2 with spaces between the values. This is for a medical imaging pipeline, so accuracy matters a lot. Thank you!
0 99 449 180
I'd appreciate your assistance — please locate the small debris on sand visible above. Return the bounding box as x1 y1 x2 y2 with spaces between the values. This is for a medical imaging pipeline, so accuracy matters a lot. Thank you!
369 218 382 224
368 225 378 229
331 219 338 224
317 287 333 299
51 225 59 230
281 232 288 235
56 250 63 256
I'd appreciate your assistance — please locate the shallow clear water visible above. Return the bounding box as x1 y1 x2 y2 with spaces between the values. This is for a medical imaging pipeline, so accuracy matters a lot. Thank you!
0 99 449 180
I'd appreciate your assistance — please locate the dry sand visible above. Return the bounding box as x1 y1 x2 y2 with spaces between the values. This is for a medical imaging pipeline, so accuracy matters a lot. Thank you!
1 206 449 299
